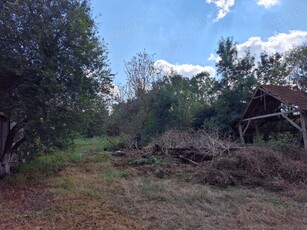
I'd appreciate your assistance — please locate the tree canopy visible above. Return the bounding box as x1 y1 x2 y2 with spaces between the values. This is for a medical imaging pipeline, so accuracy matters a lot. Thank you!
107 38 307 145
0 0 112 173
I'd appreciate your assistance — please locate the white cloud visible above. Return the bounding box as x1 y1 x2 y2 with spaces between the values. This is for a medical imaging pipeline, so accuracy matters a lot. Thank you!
206 0 235 22
256 0 280 9
207 53 221 63
207 30 307 62
236 30 307 58
154 60 216 78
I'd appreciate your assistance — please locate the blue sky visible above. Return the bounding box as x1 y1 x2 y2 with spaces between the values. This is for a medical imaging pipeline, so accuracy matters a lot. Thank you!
90 0 307 85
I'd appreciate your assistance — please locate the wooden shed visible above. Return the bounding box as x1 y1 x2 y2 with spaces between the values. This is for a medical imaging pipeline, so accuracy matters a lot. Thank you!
238 85 307 150
0 112 9 156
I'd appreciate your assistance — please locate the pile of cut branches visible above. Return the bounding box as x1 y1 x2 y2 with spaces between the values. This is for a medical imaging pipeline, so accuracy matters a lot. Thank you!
146 129 238 164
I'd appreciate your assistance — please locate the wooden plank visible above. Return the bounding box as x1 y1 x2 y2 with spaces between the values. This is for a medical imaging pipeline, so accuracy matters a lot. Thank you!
242 111 296 122
300 112 307 151
240 87 262 122
243 120 251 135
238 123 244 144
281 113 302 132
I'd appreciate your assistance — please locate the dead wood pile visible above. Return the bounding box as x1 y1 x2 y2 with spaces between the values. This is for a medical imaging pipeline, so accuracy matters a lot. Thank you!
145 129 237 164
140 130 307 190
194 147 307 190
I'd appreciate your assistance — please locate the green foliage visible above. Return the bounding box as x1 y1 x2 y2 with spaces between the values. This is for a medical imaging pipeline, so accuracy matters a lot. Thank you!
107 37 306 148
0 0 112 156
82 100 110 137
286 43 307 91
256 52 290 85
254 132 300 146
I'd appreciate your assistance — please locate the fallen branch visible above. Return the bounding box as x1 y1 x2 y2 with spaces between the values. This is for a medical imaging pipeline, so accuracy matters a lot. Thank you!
178 156 199 166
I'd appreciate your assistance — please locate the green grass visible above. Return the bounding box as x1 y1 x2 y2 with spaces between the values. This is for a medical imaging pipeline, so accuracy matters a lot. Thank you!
102 167 127 179
1 136 120 185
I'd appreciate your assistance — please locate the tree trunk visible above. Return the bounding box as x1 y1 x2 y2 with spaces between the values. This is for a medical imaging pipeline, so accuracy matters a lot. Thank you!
2 152 11 174
1 123 25 178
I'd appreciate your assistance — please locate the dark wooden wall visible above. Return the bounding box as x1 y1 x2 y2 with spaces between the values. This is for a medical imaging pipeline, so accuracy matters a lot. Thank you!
0 115 9 155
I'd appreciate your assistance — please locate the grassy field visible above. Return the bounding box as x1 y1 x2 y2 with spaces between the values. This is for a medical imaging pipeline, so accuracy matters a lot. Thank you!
0 137 307 229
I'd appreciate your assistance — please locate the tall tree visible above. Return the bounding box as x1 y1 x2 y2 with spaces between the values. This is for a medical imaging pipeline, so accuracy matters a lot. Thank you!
256 52 289 85
124 50 160 99
116 51 161 137
0 0 112 174
190 71 217 105
211 37 256 132
287 44 307 91
216 37 238 89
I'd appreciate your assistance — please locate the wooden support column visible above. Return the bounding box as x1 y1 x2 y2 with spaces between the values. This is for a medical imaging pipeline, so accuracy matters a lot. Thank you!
238 122 244 144
300 111 307 151
254 122 260 137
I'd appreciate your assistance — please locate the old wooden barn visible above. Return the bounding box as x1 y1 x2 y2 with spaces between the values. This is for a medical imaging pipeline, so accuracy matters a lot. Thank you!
238 85 307 150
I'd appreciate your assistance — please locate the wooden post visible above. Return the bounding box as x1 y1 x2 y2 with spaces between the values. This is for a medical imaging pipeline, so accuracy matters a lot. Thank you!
254 122 260 136
238 122 244 144
300 111 307 151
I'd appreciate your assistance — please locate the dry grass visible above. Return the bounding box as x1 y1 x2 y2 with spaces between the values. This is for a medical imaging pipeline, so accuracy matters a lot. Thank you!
0 159 144 230
103 176 307 230
1 136 307 229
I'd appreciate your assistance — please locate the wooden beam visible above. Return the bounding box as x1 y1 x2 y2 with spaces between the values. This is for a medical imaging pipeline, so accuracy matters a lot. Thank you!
281 113 302 132
242 111 296 122
300 112 307 151
264 92 267 111
238 123 244 144
243 120 251 135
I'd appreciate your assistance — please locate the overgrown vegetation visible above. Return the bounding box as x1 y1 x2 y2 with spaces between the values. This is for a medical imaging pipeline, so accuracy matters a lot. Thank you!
1 1 306 229
107 40 307 148
0 0 113 174
1 137 307 229
1 137 118 185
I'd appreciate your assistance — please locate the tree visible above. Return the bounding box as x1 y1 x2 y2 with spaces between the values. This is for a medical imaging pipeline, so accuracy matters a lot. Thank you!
124 50 160 99
287 44 307 91
256 52 290 85
210 37 256 132
0 0 112 175
216 37 238 89
112 51 160 139
190 71 217 105
144 73 216 133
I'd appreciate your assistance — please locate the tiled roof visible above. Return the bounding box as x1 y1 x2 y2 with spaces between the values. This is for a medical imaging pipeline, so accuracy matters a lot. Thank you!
260 85 307 112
